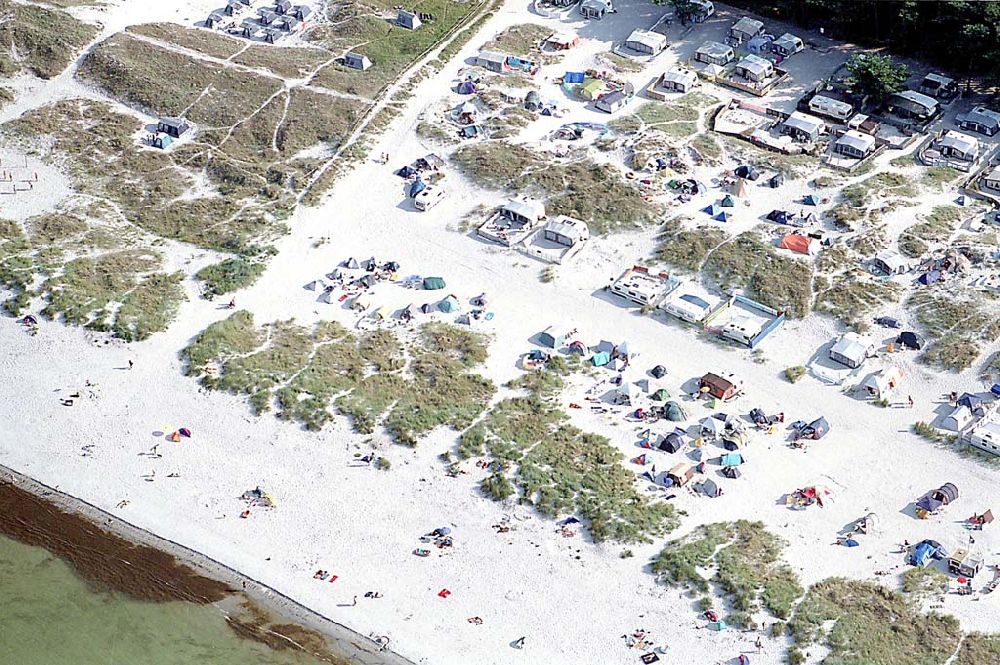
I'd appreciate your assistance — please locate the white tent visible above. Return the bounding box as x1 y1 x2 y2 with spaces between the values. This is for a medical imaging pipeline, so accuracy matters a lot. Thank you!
829 333 872 369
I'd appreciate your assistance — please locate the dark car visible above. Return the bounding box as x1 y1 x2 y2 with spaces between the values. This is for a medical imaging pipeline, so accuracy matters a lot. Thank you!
875 316 901 329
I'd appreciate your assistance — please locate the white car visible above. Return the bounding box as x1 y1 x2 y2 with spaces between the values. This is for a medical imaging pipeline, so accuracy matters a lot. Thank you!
414 186 445 211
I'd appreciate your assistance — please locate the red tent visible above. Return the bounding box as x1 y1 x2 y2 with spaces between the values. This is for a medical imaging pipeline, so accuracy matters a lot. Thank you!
779 234 818 256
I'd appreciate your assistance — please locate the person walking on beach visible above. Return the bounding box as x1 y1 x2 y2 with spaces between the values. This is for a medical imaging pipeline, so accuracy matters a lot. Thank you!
907 395 914 408
128 360 133 370
512 636 526 649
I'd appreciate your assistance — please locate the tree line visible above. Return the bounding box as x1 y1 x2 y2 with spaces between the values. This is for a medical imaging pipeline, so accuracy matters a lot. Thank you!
673 0 1000 88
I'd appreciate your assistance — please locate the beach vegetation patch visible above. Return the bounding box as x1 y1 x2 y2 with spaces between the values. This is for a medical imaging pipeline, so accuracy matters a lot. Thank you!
182 316 495 438
459 364 677 543
652 521 803 625
907 287 1000 371
453 143 661 233
126 23 244 59
788 578 961 665
955 633 1000 665
702 232 813 318
0 0 99 79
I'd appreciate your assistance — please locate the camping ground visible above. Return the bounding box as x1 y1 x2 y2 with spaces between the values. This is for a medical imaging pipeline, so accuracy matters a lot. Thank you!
2 1 1000 664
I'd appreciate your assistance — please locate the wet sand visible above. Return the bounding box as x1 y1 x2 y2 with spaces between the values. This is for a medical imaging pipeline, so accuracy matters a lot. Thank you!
0 466 413 665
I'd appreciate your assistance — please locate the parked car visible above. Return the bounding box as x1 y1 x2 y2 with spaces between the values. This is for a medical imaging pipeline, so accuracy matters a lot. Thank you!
875 316 901 329
414 186 445 211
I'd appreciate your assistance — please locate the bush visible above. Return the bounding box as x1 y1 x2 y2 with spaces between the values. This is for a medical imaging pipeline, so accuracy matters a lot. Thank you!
375 457 391 471
196 257 266 297
481 472 515 501
784 366 806 383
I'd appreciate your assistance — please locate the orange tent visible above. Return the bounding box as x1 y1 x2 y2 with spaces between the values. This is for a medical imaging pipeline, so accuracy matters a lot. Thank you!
168 431 181 442
779 234 818 256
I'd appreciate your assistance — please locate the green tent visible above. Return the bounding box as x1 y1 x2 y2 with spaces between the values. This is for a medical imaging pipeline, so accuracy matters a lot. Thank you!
651 388 670 402
579 79 604 100
720 195 735 207
439 295 460 313
592 351 611 366
664 401 686 422
423 276 446 290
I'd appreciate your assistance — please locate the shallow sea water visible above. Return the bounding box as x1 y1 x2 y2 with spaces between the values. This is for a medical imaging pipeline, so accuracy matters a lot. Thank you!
0 534 342 665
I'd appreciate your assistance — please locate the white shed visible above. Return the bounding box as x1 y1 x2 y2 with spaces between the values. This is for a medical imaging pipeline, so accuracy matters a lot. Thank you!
660 68 698 93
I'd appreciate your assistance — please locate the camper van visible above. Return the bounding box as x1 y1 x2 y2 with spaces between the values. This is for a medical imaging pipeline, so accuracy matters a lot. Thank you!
414 186 445 211
808 95 852 121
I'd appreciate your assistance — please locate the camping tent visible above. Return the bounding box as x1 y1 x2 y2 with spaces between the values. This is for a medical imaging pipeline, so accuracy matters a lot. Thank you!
721 194 735 207
861 367 902 400
658 432 683 453
457 80 476 94
917 483 959 513
722 466 742 479
592 351 611 366
352 292 373 311
650 365 667 379
896 331 924 350
735 164 759 180
829 332 871 368
703 204 722 216
918 270 941 285
343 257 360 269
803 194 820 206
769 173 784 188
439 295 460 313
715 211 732 222
304 280 324 291
423 276 446 290
766 209 791 225
651 388 670 402
700 416 724 438
667 463 694 486
664 401 686 422
698 478 720 497
779 234 819 255
720 453 743 466
540 326 565 348
799 417 830 440
957 393 983 411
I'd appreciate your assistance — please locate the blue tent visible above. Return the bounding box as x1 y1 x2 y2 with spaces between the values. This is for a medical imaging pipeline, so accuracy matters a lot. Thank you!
564 71 585 84
767 209 790 225
439 295 460 313
918 270 941 285
592 351 611 366
396 165 416 178
803 194 820 206
703 204 721 216
844 538 860 547
457 80 476 94
909 541 939 567
715 211 732 223
721 453 743 467
409 178 426 197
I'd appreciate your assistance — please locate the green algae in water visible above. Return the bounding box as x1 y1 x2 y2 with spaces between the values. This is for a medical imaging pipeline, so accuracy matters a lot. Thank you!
0 534 340 665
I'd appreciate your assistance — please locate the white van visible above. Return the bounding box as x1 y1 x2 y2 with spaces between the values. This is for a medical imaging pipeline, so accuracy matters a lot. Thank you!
808 94 853 121
414 186 445 211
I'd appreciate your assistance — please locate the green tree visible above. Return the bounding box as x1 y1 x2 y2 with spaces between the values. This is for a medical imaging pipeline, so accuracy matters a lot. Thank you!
846 53 909 103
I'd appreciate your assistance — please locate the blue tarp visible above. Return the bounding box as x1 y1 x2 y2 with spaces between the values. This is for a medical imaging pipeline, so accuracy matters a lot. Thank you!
592 351 611 366
564 71 585 83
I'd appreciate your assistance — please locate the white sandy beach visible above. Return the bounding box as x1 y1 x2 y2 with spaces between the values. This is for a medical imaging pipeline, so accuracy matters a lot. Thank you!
2 1 1000 664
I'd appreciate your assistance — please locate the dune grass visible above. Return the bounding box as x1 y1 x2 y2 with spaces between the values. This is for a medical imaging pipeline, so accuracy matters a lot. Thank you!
814 273 901 327
908 288 1000 371
655 222 726 272
0 0 98 78
459 362 677 543
653 521 803 626
181 316 496 437
453 143 660 233
127 23 244 59
898 206 963 258
702 232 814 318
788 578 961 665
956 633 1000 665
482 23 553 61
